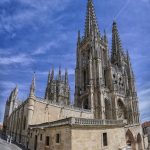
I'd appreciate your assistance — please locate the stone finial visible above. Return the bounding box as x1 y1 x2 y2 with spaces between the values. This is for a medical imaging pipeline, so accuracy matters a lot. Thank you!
29 72 36 97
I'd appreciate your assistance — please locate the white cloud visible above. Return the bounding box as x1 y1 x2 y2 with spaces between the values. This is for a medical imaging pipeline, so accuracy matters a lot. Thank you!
139 98 150 111
0 0 71 33
0 54 34 65
141 0 150 2
32 41 58 55
139 88 150 96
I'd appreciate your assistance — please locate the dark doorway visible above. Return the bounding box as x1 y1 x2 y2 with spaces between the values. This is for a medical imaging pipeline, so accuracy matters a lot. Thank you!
34 135 38 150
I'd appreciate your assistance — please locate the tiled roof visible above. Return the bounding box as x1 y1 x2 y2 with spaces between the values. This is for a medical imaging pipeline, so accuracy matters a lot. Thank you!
142 121 150 128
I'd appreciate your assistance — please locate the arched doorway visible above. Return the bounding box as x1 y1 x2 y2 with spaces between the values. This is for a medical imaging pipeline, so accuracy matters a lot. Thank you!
117 99 127 119
105 99 111 119
126 129 136 150
137 133 142 150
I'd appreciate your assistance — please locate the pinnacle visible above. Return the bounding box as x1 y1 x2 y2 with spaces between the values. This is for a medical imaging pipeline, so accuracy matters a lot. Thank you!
111 21 123 66
65 69 68 84
47 70 51 83
29 72 36 97
84 0 100 38
51 65 54 81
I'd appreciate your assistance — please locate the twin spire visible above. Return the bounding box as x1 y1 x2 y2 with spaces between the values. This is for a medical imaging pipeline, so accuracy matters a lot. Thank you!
111 21 123 66
84 0 100 38
84 0 124 67
46 67 69 85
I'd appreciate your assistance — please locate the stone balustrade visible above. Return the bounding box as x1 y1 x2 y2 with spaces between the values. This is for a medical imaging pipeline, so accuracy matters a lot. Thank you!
30 117 124 129
72 118 124 126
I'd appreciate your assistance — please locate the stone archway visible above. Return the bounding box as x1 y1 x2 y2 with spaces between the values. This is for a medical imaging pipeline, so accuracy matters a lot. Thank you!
137 133 142 150
126 129 136 150
117 99 127 120
105 99 111 119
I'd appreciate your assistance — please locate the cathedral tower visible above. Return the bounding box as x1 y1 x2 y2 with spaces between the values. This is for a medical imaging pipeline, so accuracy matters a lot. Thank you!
45 67 70 105
75 0 140 124
75 0 109 119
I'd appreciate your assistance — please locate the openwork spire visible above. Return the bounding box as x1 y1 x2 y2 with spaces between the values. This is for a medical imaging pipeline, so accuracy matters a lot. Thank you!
84 0 100 38
51 66 54 81
29 73 36 97
111 21 122 66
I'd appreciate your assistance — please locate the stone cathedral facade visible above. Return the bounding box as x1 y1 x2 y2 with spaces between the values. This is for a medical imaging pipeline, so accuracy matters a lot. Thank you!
3 0 148 150
74 1 139 124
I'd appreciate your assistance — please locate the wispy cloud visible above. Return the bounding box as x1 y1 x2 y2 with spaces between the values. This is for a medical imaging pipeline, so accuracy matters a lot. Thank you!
0 0 71 33
0 54 34 65
32 41 59 55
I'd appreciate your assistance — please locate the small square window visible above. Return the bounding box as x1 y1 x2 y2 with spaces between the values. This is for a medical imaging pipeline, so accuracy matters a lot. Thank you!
45 136 50 146
56 134 60 143
103 133 108 146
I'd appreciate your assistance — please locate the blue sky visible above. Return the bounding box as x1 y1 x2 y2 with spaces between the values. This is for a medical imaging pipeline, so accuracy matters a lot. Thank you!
0 0 150 123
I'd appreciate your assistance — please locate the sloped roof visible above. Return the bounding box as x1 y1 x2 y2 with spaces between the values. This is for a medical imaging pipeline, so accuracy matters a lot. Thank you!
142 121 150 128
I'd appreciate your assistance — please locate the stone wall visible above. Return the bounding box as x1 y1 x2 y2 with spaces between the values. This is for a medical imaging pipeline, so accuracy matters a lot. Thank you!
8 100 29 146
71 126 126 150
28 118 146 150
28 126 71 150
30 98 93 125
28 122 128 150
